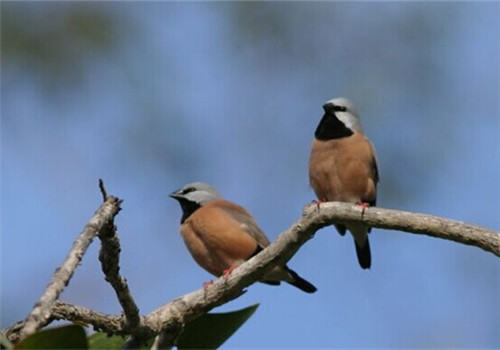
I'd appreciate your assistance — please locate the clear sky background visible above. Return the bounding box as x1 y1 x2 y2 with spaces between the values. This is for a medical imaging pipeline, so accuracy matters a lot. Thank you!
2 2 499 348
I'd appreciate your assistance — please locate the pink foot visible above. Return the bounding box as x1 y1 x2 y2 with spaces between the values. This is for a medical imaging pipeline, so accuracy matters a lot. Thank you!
223 266 236 280
203 280 214 290
312 199 324 212
357 201 370 217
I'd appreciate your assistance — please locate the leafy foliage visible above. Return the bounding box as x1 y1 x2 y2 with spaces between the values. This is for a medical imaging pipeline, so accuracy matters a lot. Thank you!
177 303 259 349
14 325 87 349
87 333 128 350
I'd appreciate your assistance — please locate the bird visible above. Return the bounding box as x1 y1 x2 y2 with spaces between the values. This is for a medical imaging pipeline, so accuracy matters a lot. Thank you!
169 182 317 293
308 97 379 269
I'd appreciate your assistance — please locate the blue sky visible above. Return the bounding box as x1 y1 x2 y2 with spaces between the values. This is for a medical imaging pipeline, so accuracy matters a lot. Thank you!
2 2 499 347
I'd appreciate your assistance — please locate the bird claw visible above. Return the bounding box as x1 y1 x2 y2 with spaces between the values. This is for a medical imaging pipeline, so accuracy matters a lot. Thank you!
312 199 324 212
357 201 370 217
203 280 214 290
223 266 235 280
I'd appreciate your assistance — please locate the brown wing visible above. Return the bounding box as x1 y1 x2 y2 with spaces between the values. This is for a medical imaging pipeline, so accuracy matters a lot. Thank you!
368 140 380 206
212 199 271 249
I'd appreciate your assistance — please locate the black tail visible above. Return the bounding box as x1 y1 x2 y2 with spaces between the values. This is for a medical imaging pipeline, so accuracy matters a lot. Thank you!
260 280 281 286
285 267 317 293
335 224 347 236
355 238 371 269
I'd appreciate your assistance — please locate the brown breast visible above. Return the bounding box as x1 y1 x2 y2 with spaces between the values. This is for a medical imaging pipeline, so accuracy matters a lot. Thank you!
180 200 259 276
309 133 377 204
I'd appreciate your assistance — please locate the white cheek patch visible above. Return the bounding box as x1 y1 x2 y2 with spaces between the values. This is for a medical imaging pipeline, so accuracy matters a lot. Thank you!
337 112 363 133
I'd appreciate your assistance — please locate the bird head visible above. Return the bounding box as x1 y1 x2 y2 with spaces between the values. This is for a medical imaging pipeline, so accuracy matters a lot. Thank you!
169 182 220 206
322 97 363 134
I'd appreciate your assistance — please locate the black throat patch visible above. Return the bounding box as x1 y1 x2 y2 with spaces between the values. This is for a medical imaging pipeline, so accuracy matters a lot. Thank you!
314 109 353 141
177 198 201 223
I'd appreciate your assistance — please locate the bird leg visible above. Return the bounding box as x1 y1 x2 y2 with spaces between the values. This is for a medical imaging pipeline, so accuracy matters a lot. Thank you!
312 199 324 212
223 266 236 280
357 201 370 217
203 280 214 290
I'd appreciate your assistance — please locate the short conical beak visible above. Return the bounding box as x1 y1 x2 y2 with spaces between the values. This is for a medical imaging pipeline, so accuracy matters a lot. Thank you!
169 191 182 199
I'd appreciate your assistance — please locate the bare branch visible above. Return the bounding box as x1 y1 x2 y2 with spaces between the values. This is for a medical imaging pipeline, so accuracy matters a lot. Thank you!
51 301 125 335
9 199 499 346
302 202 500 257
99 178 108 201
96 178 141 333
3 321 25 344
97 207 141 331
4 301 128 344
139 202 500 345
18 194 123 340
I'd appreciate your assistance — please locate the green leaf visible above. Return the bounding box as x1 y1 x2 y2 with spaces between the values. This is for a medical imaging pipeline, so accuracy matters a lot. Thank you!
0 332 13 349
177 303 259 349
15 324 87 349
88 333 127 350
88 333 153 350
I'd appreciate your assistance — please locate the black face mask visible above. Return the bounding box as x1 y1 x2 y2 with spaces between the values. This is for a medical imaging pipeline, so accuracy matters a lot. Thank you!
315 105 353 140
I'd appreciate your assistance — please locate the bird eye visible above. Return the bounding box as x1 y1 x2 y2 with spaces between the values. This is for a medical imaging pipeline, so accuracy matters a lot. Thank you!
181 187 195 195
333 105 347 112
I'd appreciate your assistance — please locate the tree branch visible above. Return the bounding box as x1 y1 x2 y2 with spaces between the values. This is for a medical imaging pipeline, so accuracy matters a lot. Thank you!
4 301 127 344
97 200 141 331
18 194 123 340
97 179 143 335
51 301 125 335
97 180 144 337
302 202 500 257
126 202 500 344
8 198 499 346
